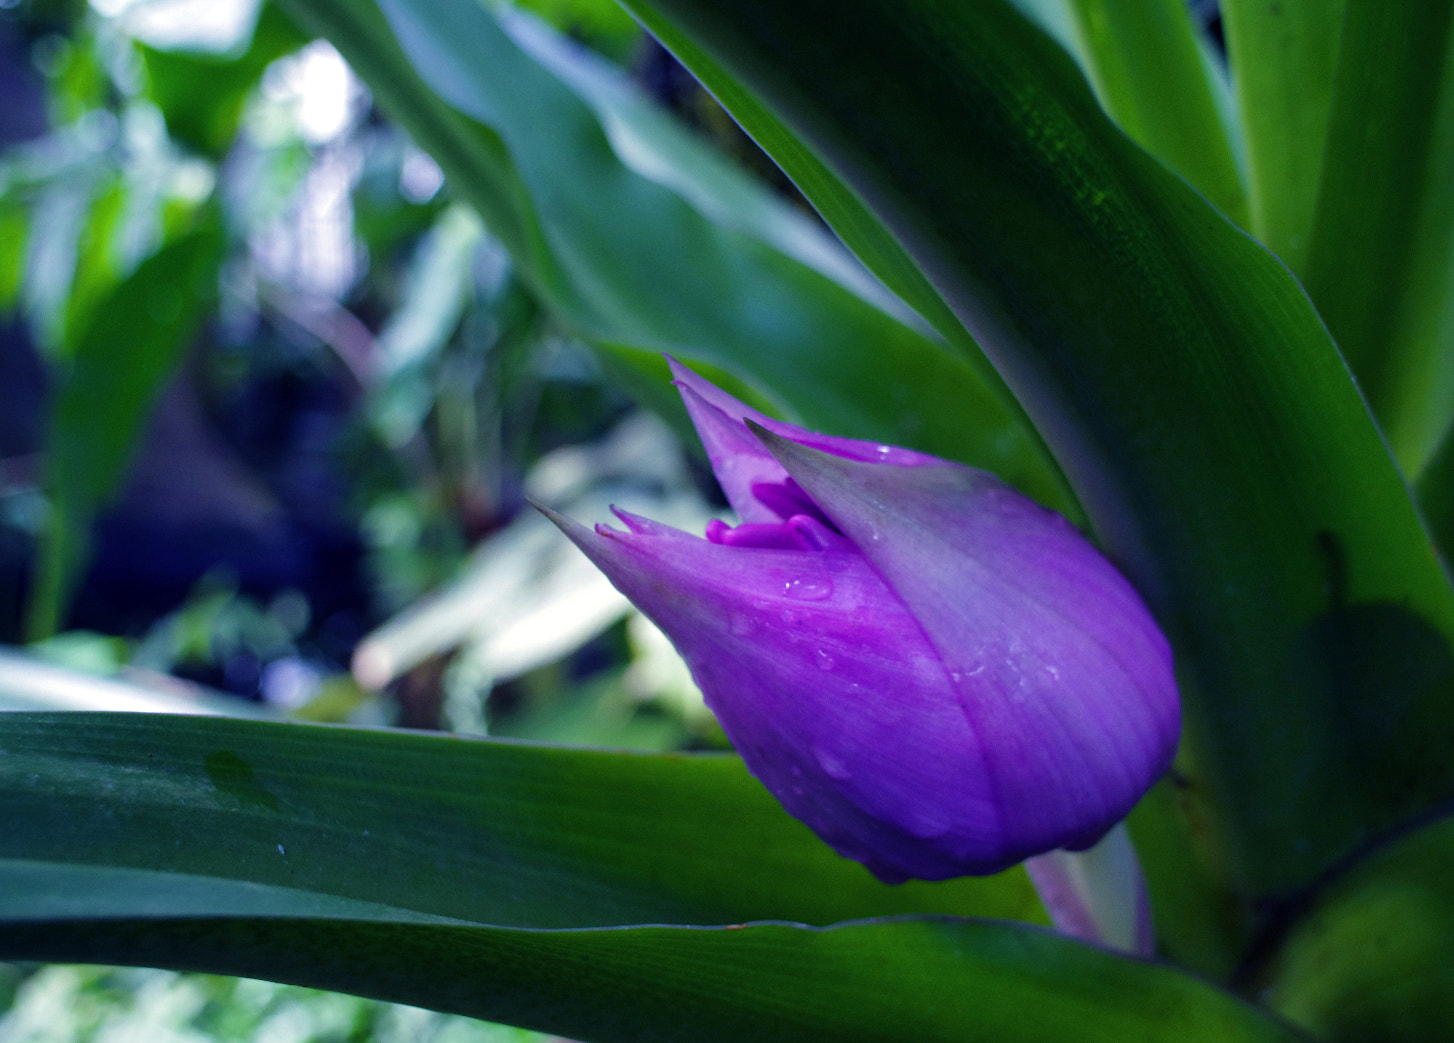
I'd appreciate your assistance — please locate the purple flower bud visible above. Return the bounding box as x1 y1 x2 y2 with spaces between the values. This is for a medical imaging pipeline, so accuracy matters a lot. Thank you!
543 360 1180 883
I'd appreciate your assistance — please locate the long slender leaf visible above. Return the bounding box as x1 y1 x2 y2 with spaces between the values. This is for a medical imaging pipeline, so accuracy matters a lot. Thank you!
0 711 1041 928
622 0 1454 907
275 0 1072 512
0 865 1302 1043
1221 0 1346 271
1301 0 1454 473
1063 0 1246 224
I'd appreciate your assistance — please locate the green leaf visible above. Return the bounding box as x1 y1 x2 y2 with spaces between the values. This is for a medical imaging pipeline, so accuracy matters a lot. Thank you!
1062 0 1246 225
1300 0 1454 473
1221 0 1346 271
276 0 1072 512
28 213 224 639
621 0 1454 905
0 718 1299 1043
0 894 1304 1043
0 711 1041 928
1259 812 1454 1042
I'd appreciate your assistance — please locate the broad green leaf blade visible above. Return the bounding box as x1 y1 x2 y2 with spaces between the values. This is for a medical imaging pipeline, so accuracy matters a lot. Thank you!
0 871 1303 1043
1259 812 1454 1042
1063 0 1246 225
276 0 1071 513
28 214 224 640
1221 0 1346 271
0 711 1042 928
1301 0 1454 473
623 0 1454 903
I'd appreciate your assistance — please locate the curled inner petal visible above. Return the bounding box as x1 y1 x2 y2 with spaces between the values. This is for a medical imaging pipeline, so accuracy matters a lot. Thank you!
706 519 804 549
749 479 841 534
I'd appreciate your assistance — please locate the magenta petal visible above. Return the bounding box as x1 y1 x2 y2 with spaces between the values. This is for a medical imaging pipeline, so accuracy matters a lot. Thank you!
751 424 1180 864
545 364 1180 886
542 503 1018 880
668 358 942 518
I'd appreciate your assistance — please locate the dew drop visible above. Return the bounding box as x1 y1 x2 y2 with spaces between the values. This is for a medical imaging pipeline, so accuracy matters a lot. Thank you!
814 648 836 671
813 745 851 780
783 577 833 601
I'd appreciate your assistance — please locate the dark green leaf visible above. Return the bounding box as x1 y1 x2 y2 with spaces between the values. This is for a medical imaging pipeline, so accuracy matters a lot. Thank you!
0 711 1041 928
0 904 1306 1043
1062 0 1246 224
1259 812 1454 1042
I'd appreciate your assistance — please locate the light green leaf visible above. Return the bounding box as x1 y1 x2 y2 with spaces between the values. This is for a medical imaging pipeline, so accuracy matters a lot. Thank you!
1062 0 1246 225
1221 0 1346 271
1300 0 1454 473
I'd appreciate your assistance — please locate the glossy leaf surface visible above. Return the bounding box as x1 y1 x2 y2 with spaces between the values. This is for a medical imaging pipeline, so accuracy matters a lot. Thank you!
0 711 1306 1040
0 712 1041 928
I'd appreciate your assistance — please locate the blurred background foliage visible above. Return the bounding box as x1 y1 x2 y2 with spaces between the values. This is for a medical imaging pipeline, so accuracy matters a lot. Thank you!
0 0 760 1031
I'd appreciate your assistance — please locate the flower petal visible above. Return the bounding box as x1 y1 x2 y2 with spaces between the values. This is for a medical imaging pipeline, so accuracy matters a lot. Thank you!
540 502 1020 880
751 424 1180 862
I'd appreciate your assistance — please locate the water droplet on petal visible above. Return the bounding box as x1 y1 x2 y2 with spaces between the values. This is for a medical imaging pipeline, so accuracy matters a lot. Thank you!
814 745 851 780
815 648 836 671
783 577 833 601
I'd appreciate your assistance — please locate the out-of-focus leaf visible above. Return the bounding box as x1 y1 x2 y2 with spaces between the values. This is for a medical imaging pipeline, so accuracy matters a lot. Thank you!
622 0 1454 912
1062 0 1246 224
28 213 224 639
354 413 707 690
276 0 1073 513
0 649 273 716
0 198 26 309
1221 0 1346 271
1300 0 1454 473
1260 812 1454 1042
140 3 312 156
